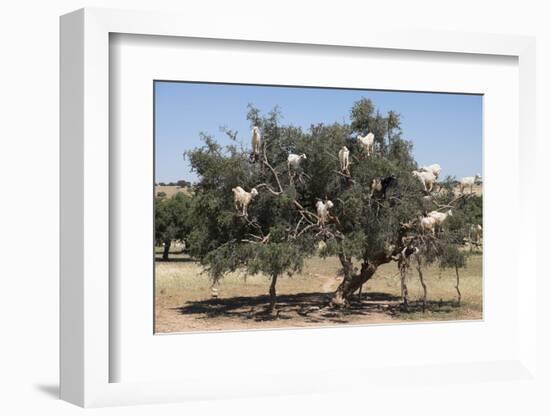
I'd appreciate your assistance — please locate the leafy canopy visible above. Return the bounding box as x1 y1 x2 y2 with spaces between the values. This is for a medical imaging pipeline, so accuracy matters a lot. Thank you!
183 99 478 285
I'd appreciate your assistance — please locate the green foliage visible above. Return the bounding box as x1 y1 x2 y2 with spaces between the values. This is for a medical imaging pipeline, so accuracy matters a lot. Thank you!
155 192 193 246
175 98 480 288
350 98 374 133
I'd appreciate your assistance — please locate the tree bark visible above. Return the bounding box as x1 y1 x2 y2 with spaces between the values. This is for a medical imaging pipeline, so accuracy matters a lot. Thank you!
268 274 278 313
331 260 378 307
415 257 427 312
455 265 461 305
399 263 409 308
162 240 171 260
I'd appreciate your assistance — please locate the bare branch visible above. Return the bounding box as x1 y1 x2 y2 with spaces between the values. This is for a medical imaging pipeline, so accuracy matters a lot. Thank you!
293 200 319 223
262 142 284 194
297 223 318 237
241 233 270 245
431 193 471 211
333 170 356 183
255 182 282 196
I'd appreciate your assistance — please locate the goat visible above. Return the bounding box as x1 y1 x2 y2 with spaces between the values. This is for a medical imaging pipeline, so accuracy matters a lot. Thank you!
251 126 262 161
459 174 482 194
370 175 398 199
232 186 259 217
287 153 307 172
420 216 437 235
427 209 453 233
419 163 442 179
357 132 375 157
315 200 334 226
338 146 350 173
412 170 436 193
470 224 483 247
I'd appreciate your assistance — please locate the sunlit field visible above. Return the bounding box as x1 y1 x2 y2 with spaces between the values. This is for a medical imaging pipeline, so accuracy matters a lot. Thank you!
155 252 482 333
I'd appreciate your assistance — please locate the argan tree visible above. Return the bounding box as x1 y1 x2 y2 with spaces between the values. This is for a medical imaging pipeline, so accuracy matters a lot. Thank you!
183 99 478 311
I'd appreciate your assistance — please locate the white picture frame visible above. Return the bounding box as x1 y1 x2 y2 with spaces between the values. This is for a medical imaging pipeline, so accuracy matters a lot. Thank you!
60 8 538 407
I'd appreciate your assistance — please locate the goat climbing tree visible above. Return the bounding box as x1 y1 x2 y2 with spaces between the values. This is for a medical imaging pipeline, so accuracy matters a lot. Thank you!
184 99 482 313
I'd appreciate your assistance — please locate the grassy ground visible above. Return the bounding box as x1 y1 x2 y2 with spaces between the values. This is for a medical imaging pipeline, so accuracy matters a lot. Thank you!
155 251 482 333
155 185 192 198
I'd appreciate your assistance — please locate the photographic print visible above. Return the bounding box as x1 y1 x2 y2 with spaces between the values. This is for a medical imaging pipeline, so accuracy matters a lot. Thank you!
154 82 483 333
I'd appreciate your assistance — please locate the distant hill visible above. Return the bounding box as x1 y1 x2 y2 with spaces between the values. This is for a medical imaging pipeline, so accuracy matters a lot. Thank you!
452 183 483 196
155 185 192 198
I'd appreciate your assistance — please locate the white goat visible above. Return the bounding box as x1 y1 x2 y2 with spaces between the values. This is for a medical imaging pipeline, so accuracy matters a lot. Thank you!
459 174 482 194
420 163 442 179
428 209 453 232
287 153 307 172
338 146 350 173
412 170 436 193
316 200 334 226
232 186 258 217
470 224 483 245
357 132 375 157
420 216 437 235
251 126 262 157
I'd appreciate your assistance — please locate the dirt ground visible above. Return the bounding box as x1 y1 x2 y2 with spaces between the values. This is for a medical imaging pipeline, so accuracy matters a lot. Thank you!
154 253 483 333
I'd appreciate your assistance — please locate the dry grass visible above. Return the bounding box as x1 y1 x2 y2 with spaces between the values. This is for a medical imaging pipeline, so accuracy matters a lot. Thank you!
155 252 482 333
155 185 192 198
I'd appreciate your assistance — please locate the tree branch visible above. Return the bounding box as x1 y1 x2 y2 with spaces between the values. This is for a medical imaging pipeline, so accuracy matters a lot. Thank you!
254 182 282 196
333 170 355 183
262 142 284 194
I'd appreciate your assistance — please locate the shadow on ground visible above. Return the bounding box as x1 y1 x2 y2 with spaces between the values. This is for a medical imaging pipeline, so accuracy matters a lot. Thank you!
174 291 461 324
154 256 195 263
35 384 59 399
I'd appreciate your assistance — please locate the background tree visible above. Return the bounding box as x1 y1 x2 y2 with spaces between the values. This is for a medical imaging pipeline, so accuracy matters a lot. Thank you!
155 192 193 260
176 179 191 188
387 110 401 146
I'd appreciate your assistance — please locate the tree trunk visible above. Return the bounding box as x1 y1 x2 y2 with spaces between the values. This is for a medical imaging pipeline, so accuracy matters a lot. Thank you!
268 274 278 314
331 261 378 307
416 257 427 312
162 240 171 260
399 264 409 308
455 265 461 305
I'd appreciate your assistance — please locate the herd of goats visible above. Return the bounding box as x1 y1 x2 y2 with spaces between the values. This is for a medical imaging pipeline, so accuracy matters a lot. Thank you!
231 126 483 248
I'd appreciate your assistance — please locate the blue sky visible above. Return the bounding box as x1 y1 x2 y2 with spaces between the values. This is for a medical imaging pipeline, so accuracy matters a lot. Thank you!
155 82 482 183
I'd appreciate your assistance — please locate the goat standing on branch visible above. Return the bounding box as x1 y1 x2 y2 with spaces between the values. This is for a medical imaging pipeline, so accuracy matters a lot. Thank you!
420 215 437 235
419 163 442 179
315 200 334 226
338 146 350 174
250 126 262 162
287 153 307 182
232 186 258 217
412 170 436 193
428 209 453 233
357 132 375 157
